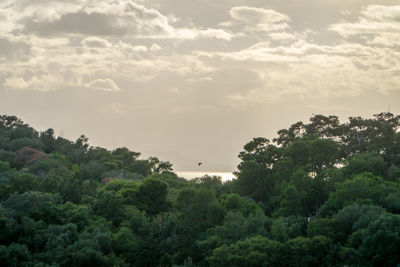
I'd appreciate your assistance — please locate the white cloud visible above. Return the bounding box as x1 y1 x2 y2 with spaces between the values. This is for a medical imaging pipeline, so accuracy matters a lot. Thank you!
330 5 400 47
225 6 290 34
198 27 400 104
361 5 400 22
150 43 162 52
85 78 121 92
195 28 233 41
116 41 148 53
3 75 62 91
3 77 28 89
130 45 148 52
230 6 289 25
82 36 112 48
1 1 399 108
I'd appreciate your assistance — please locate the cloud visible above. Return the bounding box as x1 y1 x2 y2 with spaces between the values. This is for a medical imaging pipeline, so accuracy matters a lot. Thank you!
3 77 29 89
0 38 30 61
130 45 148 52
197 22 400 104
1 1 399 106
230 6 289 25
361 5 400 21
3 0 231 40
23 12 127 36
3 75 62 91
188 28 232 41
330 5 400 47
150 43 162 52
81 36 112 48
85 78 121 92
269 32 297 42
224 6 290 34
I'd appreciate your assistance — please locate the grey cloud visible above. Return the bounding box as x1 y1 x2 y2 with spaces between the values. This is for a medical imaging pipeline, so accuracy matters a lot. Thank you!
16 1 230 40
23 12 127 36
0 38 30 61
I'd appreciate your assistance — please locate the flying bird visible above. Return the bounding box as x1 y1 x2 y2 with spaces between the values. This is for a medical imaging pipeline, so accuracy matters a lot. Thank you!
198 162 202 166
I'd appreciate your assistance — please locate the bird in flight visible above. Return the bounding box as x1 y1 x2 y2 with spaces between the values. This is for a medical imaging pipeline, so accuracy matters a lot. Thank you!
198 162 202 166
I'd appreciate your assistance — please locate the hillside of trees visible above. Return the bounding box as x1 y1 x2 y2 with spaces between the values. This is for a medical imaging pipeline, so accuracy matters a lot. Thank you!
0 113 399 266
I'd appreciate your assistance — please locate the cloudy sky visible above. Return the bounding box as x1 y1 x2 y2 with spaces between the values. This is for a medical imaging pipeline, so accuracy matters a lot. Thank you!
1 0 400 171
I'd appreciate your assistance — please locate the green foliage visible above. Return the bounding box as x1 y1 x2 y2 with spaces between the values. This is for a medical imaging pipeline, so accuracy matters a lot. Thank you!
0 160 11 172
207 235 285 267
94 189 125 226
347 213 400 266
220 193 263 216
318 173 400 216
0 150 17 166
343 152 387 178
59 202 91 231
136 178 170 216
40 223 78 265
66 229 113 267
40 128 56 153
0 208 11 242
9 173 39 194
0 113 399 266
307 218 336 240
285 135 340 174
198 210 267 257
178 187 225 231
113 226 138 263
4 191 61 224
77 160 108 180
286 235 335 266
7 243 31 266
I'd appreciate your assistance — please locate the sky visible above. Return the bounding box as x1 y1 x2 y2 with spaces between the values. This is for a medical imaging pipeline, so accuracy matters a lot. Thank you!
0 0 400 172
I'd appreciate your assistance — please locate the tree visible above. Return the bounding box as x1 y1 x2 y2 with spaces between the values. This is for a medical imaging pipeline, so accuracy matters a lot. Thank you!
198 211 267 257
348 213 400 266
66 229 114 267
40 128 56 153
9 173 39 194
207 236 285 267
94 189 125 226
343 152 387 178
286 236 335 267
147 157 173 174
136 178 170 216
113 227 138 264
285 135 340 175
111 147 140 169
4 191 61 224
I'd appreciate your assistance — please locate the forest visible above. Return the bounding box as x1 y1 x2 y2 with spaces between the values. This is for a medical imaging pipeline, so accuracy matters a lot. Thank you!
0 113 399 266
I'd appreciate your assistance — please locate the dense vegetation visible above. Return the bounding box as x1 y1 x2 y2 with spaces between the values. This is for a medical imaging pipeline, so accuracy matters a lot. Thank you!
0 113 399 266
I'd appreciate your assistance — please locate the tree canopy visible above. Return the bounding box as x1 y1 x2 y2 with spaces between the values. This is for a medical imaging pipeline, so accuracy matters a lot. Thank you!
0 113 399 266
